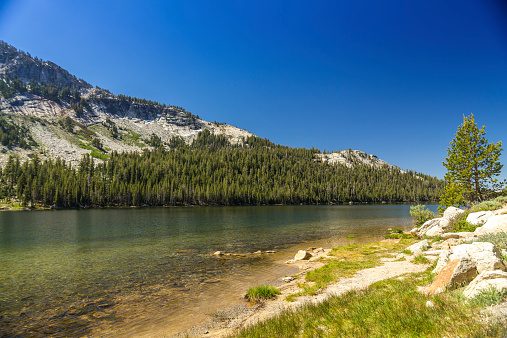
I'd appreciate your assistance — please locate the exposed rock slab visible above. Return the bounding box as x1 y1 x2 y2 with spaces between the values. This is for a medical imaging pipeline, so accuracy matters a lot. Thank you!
467 211 495 226
463 270 507 298
433 242 505 274
474 215 507 236
426 258 477 295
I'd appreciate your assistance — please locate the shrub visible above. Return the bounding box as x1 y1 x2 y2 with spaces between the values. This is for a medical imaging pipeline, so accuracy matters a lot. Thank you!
448 210 477 232
410 205 435 227
472 232 507 255
493 195 507 205
471 200 503 212
245 285 281 302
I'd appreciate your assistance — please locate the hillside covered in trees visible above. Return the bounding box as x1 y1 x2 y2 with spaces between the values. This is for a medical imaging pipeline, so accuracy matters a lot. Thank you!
0 131 444 208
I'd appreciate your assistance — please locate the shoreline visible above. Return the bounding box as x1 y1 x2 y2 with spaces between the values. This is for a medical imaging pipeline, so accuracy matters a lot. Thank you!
186 203 507 338
178 238 430 337
0 201 440 212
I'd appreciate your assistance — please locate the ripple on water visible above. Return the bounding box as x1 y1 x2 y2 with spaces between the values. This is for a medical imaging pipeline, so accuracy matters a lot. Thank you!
0 205 428 336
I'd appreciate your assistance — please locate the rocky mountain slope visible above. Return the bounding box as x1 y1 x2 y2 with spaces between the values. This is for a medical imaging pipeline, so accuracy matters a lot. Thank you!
0 40 400 172
0 41 253 166
317 150 403 171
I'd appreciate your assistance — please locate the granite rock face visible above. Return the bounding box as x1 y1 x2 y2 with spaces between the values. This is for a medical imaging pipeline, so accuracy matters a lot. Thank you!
433 242 505 275
412 207 464 238
474 215 507 236
463 270 507 299
0 40 253 166
0 41 91 91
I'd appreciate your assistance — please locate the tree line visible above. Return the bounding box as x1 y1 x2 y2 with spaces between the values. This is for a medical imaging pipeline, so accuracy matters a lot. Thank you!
0 131 444 207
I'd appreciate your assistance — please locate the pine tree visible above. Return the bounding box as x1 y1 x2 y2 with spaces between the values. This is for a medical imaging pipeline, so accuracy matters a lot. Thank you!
441 114 503 207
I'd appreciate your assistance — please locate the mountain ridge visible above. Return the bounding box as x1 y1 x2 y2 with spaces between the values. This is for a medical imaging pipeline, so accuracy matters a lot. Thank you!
1 40 401 173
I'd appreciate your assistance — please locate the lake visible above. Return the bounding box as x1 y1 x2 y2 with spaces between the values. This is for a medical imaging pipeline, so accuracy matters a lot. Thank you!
0 204 437 337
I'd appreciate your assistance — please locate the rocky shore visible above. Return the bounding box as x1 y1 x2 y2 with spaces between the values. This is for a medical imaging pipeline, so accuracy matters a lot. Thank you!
181 204 507 337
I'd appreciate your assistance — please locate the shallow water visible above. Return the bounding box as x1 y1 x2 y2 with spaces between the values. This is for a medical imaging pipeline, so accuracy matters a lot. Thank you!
0 204 437 337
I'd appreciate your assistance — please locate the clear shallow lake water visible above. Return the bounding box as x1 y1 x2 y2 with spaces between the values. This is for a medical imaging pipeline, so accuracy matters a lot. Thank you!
0 205 438 337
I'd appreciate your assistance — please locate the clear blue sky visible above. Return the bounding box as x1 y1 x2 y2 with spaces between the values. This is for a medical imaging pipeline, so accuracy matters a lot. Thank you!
1 0 506 181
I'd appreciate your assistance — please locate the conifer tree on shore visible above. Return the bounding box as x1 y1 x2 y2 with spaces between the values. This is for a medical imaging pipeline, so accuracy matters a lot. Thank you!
440 114 503 209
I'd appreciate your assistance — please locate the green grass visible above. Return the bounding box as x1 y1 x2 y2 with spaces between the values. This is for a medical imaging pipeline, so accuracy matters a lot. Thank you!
78 141 93 150
289 239 418 299
469 286 507 307
230 268 506 338
412 254 430 264
245 285 281 302
90 149 110 161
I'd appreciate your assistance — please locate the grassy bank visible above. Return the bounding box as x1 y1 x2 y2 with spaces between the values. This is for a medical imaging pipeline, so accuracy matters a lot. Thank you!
227 222 507 337
287 238 419 300
230 263 506 338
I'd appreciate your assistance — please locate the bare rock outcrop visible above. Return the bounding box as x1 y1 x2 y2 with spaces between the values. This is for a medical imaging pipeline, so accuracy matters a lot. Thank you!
466 210 495 226
474 215 507 236
463 270 507 298
433 242 505 275
426 258 477 295
411 207 464 238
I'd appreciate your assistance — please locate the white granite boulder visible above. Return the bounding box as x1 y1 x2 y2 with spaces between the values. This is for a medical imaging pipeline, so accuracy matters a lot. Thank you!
474 215 507 236
466 211 495 226
463 270 507 298
413 207 464 238
426 257 477 295
433 242 505 274
407 240 429 255
443 206 465 220
294 250 312 261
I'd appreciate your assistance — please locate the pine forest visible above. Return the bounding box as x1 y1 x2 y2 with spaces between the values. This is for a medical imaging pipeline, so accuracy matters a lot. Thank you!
0 130 444 208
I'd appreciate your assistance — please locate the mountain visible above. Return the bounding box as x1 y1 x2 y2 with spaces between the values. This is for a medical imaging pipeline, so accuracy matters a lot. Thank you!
0 40 252 166
0 41 401 171
0 41 445 206
317 150 402 171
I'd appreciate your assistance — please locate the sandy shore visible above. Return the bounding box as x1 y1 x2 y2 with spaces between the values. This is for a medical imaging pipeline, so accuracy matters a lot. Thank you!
180 240 431 337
